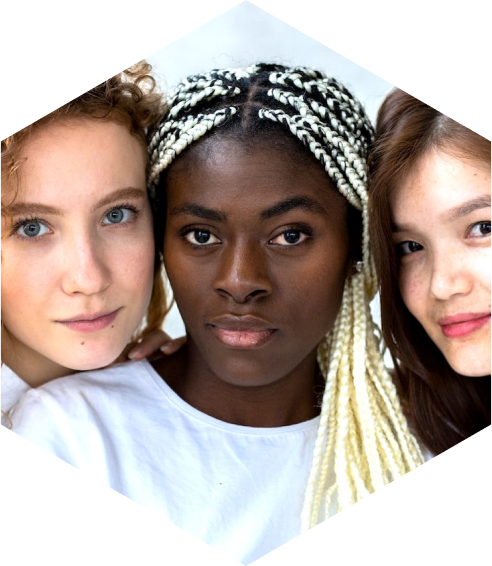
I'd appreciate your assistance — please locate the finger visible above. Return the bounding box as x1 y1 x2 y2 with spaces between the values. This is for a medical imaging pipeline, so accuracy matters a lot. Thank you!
159 335 187 355
127 330 173 360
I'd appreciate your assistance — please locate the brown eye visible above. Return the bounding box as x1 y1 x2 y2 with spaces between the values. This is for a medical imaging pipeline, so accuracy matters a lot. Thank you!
185 229 220 246
270 229 310 246
283 230 301 244
396 240 424 257
468 221 491 238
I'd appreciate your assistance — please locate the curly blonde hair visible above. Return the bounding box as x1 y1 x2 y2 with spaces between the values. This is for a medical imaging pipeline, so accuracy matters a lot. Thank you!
1 60 168 340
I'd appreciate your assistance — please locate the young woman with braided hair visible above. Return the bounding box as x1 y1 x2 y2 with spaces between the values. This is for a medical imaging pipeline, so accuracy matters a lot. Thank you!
11 64 423 563
368 89 491 456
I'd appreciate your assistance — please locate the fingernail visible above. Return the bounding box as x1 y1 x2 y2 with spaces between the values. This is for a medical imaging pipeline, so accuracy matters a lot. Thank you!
128 350 139 360
160 344 173 353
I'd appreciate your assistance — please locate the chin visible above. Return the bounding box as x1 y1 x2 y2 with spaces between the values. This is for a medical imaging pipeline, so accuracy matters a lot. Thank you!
60 342 125 372
445 348 491 378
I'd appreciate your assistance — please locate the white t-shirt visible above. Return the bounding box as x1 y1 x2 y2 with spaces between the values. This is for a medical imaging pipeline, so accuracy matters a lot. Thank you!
1 365 31 427
10 360 321 564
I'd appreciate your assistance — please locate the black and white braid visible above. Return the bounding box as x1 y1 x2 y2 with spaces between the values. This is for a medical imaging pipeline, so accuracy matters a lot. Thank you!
148 63 424 529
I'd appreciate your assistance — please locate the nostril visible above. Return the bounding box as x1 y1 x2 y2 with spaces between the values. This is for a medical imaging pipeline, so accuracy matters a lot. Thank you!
247 289 268 299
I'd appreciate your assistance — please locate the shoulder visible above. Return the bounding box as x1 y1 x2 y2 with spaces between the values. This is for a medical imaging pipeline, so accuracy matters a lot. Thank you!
1 365 31 425
10 360 156 426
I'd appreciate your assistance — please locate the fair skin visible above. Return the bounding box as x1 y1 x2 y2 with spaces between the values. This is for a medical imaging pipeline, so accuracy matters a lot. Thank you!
1 118 157 387
154 135 352 427
391 148 491 377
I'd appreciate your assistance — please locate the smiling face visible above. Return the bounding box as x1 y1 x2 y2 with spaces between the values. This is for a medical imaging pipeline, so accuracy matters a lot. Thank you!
1 119 155 385
163 135 352 389
391 149 491 377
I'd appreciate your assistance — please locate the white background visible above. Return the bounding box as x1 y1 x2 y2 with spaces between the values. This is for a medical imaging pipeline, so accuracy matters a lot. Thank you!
143 1 396 338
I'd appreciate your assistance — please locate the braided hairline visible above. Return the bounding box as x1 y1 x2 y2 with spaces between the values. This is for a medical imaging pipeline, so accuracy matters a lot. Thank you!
148 63 424 527
148 66 372 211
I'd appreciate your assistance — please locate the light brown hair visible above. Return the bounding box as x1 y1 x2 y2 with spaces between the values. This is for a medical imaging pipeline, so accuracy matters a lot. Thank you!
368 88 491 455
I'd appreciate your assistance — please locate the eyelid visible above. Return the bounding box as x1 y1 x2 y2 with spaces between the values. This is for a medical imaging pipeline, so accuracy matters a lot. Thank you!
11 216 52 239
181 226 222 246
467 220 491 238
268 225 313 246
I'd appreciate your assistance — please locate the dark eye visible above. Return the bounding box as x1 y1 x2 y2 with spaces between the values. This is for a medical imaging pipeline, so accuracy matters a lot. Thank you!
270 230 309 246
16 220 49 238
468 221 491 238
103 208 133 224
185 229 220 246
397 240 424 257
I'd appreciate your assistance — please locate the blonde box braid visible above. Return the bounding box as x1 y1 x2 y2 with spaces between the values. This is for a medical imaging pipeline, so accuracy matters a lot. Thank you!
148 63 424 529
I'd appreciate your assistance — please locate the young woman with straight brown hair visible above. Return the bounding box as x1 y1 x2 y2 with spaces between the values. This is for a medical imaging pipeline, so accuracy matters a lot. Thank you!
368 88 491 456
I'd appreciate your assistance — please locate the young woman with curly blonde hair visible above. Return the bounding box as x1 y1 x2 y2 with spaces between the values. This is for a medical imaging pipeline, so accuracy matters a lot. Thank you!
2 61 179 422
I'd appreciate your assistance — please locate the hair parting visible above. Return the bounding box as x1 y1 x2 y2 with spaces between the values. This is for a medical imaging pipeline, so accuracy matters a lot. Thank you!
147 64 424 528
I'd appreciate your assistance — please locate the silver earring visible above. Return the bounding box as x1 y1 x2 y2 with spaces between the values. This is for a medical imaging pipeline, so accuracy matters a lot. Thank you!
354 260 364 273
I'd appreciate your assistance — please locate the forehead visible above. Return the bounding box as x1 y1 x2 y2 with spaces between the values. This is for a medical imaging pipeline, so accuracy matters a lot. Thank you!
392 149 491 217
165 134 348 213
8 119 146 204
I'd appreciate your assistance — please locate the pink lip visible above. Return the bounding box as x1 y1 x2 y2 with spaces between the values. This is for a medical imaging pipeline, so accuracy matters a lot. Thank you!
208 315 277 349
57 309 121 333
438 312 491 338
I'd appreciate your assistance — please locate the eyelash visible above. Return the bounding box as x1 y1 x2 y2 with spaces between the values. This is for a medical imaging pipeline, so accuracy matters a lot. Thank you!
396 220 491 257
467 220 491 238
180 224 314 249
10 203 141 241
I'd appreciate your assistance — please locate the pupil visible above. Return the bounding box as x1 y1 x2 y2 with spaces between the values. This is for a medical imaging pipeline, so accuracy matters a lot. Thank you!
195 230 210 244
481 222 491 235
284 230 300 244
24 222 40 236
107 209 124 223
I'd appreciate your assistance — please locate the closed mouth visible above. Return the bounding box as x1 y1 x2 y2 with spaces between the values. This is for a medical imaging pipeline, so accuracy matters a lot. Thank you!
208 315 277 349
438 312 491 339
56 308 121 333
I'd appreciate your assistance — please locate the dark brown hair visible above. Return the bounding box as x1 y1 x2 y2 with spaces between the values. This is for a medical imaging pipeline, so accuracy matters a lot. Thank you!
368 88 491 455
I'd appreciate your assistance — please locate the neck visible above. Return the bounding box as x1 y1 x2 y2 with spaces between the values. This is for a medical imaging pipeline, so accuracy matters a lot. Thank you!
153 344 323 428
1 325 73 387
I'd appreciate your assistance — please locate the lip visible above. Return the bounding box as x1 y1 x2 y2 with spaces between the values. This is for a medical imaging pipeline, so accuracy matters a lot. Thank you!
438 312 491 339
56 308 122 333
208 315 277 349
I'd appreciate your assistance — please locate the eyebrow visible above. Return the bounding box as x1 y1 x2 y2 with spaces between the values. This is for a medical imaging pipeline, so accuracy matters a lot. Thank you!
169 196 327 223
7 187 146 217
260 196 327 220
447 195 491 221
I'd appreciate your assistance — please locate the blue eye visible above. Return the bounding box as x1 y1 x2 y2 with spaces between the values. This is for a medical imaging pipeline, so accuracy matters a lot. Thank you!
103 208 133 224
16 219 50 238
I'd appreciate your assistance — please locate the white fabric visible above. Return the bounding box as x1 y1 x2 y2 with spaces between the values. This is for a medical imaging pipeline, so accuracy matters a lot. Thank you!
1 365 31 427
10 360 320 564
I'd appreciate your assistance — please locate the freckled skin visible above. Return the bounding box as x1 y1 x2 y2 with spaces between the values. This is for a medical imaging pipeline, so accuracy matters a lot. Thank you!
153 137 353 427
1 119 155 386
392 149 491 377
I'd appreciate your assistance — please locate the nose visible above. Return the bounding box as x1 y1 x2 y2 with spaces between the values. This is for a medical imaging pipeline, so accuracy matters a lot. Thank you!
213 242 273 304
61 232 111 296
429 249 473 300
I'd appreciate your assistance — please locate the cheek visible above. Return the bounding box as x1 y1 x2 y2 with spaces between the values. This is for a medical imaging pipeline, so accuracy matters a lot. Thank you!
399 267 426 320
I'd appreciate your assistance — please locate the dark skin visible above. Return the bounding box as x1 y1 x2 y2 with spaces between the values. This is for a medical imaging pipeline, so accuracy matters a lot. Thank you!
153 135 353 428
